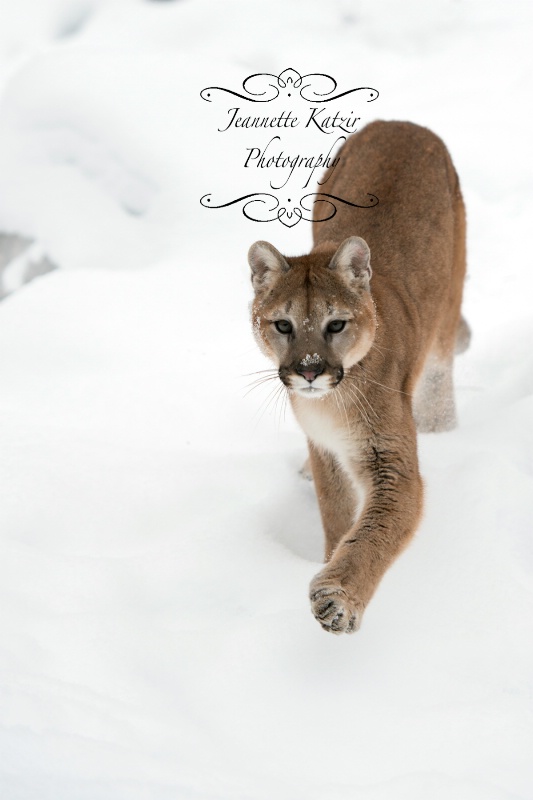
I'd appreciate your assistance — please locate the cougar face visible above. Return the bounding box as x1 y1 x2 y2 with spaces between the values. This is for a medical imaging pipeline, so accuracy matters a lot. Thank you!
249 237 377 399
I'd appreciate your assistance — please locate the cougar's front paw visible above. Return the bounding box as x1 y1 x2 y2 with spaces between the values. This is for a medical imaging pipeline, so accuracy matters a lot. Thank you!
299 457 313 481
309 575 365 635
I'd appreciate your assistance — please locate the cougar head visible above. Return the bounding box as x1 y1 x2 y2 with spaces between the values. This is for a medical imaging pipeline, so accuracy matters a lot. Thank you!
248 237 377 399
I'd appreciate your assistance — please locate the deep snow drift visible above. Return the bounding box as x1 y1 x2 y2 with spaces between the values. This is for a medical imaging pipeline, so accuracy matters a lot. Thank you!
0 1 532 799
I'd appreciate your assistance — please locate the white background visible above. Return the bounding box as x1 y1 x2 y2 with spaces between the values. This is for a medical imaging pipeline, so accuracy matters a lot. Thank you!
0 1 532 798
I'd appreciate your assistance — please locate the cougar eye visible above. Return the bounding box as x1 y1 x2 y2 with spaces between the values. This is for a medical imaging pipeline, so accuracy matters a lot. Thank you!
326 320 346 334
274 320 293 334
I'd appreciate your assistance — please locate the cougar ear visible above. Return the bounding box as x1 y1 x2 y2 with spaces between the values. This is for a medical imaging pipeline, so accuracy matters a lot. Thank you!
329 236 372 288
248 241 290 294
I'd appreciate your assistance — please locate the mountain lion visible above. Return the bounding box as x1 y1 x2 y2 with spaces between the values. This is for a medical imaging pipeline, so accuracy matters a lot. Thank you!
248 120 469 634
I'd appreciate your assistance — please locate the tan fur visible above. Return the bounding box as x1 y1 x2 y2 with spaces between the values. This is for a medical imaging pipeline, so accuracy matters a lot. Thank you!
248 120 469 634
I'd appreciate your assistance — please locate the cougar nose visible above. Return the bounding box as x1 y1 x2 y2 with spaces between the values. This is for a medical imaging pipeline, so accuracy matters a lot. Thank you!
296 363 324 383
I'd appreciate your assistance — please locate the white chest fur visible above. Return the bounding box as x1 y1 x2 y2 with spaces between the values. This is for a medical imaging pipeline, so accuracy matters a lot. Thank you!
292 396 359 475
293 396 367 522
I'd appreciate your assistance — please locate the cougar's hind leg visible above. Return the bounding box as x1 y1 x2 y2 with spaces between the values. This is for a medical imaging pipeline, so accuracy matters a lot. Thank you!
413 302 463 433
414 181 468 433
414 312 470 432
413 352 457 433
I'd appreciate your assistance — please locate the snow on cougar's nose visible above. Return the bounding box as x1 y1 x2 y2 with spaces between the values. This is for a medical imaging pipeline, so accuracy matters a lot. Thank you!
296 353 324 382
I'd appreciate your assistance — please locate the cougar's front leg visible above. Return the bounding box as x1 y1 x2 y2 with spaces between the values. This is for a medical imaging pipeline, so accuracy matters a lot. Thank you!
308 441 358 561
309 430 423 634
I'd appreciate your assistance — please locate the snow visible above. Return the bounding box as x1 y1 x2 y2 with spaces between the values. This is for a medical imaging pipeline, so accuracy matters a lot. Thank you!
0 1 532 798
301 353 321 365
